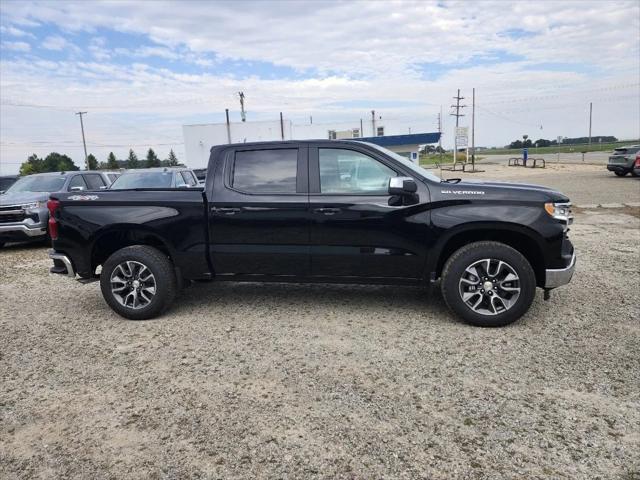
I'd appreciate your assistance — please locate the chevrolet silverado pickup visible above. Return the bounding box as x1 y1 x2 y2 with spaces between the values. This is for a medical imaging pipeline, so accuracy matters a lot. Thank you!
48 140 576 327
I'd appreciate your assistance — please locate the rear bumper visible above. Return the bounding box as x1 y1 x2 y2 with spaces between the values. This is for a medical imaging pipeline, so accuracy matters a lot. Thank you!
545 252 576 289
49 249 76 278
607 164 630 173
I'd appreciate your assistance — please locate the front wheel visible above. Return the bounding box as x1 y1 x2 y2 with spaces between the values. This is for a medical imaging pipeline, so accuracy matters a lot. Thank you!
614 171 627 177
100 245 177 320
441 241 536 327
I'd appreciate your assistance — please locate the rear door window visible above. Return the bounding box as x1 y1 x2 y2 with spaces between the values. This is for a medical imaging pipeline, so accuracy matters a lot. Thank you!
68 175 88 191
232 149 298 194
181 171 197 186
84 174 106 190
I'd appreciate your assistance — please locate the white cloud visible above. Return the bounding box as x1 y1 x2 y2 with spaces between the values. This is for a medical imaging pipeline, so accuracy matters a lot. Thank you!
0 24 35 38
0 0 638 173
41 35 66 50
1 40 30 52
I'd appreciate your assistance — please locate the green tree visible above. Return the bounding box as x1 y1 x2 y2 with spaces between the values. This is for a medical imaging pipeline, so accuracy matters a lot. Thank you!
127 149 140 169
19 154 44 175
42 152 78 172
145 148 160 168
107 152 119 169
166 149 179 166
87 153 98 170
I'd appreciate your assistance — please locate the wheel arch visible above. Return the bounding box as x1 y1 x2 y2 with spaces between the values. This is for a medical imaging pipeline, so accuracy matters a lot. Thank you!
90 226 174 273
430 223 547 287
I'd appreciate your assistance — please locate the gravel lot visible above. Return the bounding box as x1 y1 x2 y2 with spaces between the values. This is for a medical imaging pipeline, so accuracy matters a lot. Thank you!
1 165 639 479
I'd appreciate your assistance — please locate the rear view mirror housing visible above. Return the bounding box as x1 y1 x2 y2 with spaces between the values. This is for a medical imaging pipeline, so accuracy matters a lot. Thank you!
388 177 417 196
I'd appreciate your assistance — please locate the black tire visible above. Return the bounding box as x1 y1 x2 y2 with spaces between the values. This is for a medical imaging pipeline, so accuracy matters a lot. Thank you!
441 241 536 327
0 241 4 249
614 171 627 177
100 245 177 320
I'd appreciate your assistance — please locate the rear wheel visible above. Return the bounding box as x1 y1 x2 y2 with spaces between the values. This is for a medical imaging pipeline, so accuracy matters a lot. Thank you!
441 241 536 327
100 245 177 320
614 171 627 177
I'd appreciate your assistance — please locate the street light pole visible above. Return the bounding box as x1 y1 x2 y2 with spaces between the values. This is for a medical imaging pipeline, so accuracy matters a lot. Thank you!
75 111 88 169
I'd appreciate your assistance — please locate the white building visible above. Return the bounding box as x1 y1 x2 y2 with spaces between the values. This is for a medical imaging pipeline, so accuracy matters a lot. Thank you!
183 117 440 169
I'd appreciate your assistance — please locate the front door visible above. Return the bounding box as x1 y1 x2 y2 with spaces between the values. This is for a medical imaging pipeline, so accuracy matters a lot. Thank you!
208 145 310 277
309 145 429 279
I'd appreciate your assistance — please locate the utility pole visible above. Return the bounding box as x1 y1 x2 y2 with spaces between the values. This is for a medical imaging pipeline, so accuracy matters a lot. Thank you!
238 91 246 122
75 111 88 169
588 102 593 146
438 106 443 163
371 110 376 136
360 118 363 138
471 87 476 169
450 89 466 164
225 108 231 144
279 112 284 140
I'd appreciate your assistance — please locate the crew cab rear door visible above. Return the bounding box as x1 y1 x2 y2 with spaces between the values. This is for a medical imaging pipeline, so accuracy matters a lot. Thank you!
208 145 310 276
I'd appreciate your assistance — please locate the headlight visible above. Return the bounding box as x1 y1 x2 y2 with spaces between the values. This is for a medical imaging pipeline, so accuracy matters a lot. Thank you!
21 201 43 210
544 202 573 227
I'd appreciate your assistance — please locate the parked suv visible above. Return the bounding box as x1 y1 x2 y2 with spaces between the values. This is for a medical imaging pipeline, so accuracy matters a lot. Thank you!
108 168 199 189
0 170 114 247
607 145 640 177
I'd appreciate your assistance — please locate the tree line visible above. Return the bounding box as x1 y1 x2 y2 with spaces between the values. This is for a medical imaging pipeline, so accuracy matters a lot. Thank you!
507 136 618 149
19 148 180 176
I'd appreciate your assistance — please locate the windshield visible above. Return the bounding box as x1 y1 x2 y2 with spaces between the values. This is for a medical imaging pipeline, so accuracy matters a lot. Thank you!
6 175 66 193
0 178 17 191
357 142 442 182
110 172 173 189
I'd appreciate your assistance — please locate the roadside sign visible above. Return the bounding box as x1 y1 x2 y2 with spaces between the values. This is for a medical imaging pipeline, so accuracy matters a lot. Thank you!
455 126 468 147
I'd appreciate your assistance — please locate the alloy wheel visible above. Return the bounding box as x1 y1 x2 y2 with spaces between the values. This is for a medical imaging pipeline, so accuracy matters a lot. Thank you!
458 258 521 316
110 260 156 309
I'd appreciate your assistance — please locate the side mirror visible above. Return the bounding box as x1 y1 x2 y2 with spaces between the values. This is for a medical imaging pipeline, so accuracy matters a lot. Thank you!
388 177 417 196
70 186 85 192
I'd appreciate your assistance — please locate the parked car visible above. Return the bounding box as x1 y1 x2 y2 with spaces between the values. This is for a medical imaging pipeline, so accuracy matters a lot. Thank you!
633 153 640 177
607 145 640 177
48 140 576 327
108 167 199 189
0 170 114 247
0 175 19 194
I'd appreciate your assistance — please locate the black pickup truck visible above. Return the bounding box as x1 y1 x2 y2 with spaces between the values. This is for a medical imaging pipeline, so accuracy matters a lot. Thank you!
48 140 575 327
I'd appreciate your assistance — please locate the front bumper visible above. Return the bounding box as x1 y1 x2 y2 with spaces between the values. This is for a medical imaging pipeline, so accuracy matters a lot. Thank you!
0 223 47 239
49 249 76 278
545 252 576 289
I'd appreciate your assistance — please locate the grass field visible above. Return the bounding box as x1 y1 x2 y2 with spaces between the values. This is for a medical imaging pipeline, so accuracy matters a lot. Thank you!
482 140 639 156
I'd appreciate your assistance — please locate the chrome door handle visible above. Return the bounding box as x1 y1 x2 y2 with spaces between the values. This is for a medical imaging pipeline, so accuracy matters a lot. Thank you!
212 207 241 215
314 207 341 215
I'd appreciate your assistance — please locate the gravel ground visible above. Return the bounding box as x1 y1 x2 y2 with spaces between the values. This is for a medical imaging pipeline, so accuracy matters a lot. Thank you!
1 166 639 479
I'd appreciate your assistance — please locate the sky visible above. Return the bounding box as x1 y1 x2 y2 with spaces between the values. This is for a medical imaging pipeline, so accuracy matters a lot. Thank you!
0 0 639 173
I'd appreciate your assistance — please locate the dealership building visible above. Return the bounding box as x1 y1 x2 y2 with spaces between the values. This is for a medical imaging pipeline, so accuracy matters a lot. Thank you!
182 117 441 169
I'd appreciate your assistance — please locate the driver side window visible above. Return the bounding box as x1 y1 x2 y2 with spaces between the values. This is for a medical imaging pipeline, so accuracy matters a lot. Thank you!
319 148 396 195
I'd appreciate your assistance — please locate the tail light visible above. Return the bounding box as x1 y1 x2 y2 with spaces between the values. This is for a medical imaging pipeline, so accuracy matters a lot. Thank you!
47 199 60 240
635 154 640 167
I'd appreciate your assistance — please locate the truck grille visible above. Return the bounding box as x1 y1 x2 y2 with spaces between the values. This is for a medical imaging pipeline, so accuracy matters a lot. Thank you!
0 213 26 223
0 205 26 223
